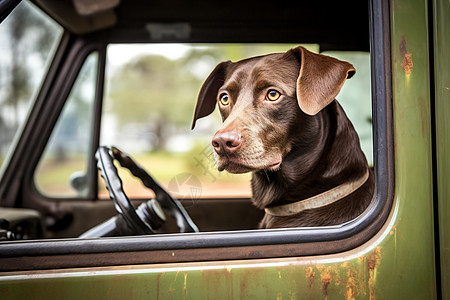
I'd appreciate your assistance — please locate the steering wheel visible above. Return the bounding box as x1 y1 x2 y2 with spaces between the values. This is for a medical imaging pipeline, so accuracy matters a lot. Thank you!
89 146 198 236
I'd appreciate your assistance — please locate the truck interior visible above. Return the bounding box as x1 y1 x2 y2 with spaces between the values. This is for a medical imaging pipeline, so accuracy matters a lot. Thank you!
0 0 395 270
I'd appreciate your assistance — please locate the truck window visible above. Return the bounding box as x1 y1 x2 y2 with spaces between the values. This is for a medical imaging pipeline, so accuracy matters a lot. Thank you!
34 52 99 197
0 1 62 176
100 44 372 200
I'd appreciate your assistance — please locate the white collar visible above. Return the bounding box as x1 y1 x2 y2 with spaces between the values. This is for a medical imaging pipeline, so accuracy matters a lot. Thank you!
264 168 370 217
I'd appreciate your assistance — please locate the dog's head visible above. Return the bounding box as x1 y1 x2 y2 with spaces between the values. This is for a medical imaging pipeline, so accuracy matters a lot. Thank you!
191 46 355 174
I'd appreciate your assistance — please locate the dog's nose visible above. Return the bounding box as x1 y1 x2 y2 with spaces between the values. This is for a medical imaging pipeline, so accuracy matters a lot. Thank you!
212 131 242 154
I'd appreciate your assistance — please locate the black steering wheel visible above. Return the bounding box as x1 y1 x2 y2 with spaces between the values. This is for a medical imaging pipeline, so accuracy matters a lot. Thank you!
81 146 198 238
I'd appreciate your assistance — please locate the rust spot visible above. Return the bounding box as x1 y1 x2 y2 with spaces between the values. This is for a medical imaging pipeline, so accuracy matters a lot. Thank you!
317 265 343 299
401 53 413 74
399 35 413 74
368 247 381 271
399 36 407 55
305 266 315 289
333 267 342 287
318 266 333 300
321 270 332 299
342 262 358 300
345 276 357 300
368 247 382 300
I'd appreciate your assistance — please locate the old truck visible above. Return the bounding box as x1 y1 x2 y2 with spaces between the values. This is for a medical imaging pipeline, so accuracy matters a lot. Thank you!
0 0 449 298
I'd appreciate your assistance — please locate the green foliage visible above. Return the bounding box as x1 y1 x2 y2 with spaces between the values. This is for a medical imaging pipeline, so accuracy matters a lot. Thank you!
105 44 302 130
107 55 202 127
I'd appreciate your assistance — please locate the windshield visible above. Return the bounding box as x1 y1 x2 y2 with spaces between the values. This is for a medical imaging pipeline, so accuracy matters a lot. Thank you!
0 0 63 176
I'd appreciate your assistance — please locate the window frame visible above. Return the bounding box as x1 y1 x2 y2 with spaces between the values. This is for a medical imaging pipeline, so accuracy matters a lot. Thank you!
0 0 394 271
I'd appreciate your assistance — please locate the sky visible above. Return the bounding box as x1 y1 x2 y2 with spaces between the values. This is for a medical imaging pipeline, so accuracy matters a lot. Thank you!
107 44 200 66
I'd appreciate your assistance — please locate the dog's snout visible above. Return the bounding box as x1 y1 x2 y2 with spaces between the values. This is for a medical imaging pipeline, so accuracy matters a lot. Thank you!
212 131 242 155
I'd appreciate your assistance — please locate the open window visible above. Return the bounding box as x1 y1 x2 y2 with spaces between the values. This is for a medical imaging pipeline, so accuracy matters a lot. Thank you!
0 0 394 270
35 52 99 198
100 44 373 196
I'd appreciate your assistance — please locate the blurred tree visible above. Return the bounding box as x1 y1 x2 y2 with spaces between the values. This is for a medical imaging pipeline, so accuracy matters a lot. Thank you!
108 55 202 150
1 1 57 131
0 1 61 163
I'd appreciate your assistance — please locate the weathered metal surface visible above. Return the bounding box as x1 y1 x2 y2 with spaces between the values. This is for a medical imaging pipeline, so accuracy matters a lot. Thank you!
384 0 436 299
433 0 450 298
0 252 384 299
383 0 437 298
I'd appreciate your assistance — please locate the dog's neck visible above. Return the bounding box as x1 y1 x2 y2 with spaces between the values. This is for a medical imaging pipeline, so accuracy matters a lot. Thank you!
264 167 369 216
251 101 368 210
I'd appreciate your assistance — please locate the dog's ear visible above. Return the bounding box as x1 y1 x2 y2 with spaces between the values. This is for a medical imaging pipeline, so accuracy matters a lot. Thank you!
290 46 355 115
191 61 231 129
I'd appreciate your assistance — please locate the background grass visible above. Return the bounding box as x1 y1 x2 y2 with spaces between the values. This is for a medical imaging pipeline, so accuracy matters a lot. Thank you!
34 151 251 199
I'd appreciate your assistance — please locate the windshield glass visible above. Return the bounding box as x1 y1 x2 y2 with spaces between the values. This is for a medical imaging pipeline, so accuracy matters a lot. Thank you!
0 1 63 175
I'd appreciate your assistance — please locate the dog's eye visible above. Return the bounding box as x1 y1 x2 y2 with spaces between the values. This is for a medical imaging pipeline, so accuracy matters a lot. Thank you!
219 93 230 105
266 90 281 101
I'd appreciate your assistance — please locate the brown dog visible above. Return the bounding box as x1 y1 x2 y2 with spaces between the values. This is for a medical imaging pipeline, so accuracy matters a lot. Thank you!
191 46 374 228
